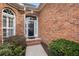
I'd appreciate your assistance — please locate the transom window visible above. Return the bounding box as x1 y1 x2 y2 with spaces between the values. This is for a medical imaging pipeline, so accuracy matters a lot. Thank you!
3 9 14 15
3 8 15 39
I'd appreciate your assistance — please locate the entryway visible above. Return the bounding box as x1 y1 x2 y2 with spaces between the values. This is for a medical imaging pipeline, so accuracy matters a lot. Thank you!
25 15 40 45
25 15 41 45
25 16 38 39
25 16 47 56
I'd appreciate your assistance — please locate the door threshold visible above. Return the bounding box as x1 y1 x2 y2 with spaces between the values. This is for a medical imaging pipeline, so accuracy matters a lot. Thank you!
26 38 41 41
27 36 35 39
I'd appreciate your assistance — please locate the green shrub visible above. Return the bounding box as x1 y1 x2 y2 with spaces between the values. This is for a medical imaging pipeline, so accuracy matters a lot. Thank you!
13 46 25 56
0 43 14 49
1 35 26 56
49 38 79 56
0 43 26 56
5 35 26 47
0 48 13 56
0 43 15 56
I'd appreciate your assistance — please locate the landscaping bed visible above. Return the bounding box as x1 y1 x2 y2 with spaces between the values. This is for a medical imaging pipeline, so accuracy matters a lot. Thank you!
49 38 79 56
0 35 26 56
42 38 79 56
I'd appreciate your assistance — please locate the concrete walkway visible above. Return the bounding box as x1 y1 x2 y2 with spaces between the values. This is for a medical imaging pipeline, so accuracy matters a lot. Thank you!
26 44 48 56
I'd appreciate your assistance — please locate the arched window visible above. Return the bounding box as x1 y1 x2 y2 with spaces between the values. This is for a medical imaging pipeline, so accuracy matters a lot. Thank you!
3 9 14 15
3 8 15 39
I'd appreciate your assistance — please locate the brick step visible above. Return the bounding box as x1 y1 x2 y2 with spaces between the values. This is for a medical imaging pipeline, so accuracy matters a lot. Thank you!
26 38 41 46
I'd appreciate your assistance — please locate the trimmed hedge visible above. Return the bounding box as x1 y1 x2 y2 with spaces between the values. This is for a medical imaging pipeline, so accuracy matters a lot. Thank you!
49 38 79 56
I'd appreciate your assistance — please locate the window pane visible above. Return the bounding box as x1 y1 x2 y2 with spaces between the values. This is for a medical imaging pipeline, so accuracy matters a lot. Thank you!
8 29 13 37
3 16 7 27
8 17 13 27
3 29 7 37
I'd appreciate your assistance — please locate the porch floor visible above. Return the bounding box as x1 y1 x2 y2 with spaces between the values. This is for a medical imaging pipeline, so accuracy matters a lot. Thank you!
26 44 48 56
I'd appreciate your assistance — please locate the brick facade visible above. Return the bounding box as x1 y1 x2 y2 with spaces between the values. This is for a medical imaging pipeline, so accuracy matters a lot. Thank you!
0 3 79 45
0 3 24 43
39 4 79 45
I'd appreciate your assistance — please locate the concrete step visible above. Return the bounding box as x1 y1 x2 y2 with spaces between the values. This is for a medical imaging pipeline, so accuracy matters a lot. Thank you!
26 38 41 46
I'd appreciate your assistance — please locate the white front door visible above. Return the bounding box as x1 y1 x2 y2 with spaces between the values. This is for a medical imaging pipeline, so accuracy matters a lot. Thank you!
25 16 38 38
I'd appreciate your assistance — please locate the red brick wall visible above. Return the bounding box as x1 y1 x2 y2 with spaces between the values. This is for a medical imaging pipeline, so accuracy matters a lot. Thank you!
0 3 24 43
39 4 79 45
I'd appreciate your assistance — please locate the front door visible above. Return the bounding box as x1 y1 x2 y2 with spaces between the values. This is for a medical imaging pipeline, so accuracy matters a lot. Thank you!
28 20 34 37
25 16 38 38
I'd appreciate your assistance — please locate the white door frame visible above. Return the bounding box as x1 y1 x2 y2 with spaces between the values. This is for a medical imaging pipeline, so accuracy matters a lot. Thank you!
25 16 38 38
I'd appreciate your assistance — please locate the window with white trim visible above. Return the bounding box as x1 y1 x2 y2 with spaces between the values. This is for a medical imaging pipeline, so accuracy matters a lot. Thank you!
3 8 15 39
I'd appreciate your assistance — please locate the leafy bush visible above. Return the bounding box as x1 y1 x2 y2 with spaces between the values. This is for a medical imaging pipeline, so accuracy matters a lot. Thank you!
13 46 25 56
0 35 26 56
49 38 79 56
5 35 26 47
0 43 26 56
0 48 13 56
0 43 14 56
0 43 15 50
